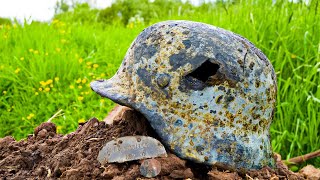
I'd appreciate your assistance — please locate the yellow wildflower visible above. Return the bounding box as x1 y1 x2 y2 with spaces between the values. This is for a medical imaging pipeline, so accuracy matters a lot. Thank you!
39 87 43 91
86 62 92 66
45 87 50 92
56 48 61 53
78 96 84 101
76 78 81 83
46 79 53 84
93 64 99 68
3 91 7 94
100 99 105 103
20 57 24 61
29 48 34 52
55 77 59 82
40 81 46 86
34 50 39 54
14 68 21 74
50 84 53 88
78 85 83 89
27 113 35 120
78 58 83 64
81 79 87 84
78 118 86 123
57 126 62 133
52 19 59 24
128 22 134 29
69 85 74 89
85 91 90 95
35 92 39 95
46 79 53 85
100 73 106 77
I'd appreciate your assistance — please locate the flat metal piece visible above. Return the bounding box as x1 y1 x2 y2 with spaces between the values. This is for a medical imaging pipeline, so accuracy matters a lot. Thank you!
97 136 167 164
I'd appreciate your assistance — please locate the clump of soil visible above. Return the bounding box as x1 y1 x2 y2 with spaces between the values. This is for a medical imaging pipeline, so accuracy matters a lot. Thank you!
0 106 313 179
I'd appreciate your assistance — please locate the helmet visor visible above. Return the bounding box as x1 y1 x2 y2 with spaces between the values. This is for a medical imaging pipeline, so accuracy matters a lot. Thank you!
90 75 133 107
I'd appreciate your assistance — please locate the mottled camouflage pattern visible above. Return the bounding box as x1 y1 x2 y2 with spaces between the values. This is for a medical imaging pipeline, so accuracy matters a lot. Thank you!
91 20 277 171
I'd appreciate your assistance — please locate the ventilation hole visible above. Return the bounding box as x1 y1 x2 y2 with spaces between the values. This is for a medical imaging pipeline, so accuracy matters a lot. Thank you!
187 60 220 83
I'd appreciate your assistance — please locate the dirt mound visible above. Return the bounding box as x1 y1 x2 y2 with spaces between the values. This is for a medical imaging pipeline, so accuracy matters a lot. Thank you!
0 106 312 179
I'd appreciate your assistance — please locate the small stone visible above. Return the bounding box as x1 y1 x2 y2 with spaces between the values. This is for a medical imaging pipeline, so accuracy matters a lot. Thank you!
103 105 131 125
299 165 320 180
140 159 161 178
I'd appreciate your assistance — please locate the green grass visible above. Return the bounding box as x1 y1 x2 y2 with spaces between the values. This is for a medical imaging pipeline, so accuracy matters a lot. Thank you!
0 0 319 167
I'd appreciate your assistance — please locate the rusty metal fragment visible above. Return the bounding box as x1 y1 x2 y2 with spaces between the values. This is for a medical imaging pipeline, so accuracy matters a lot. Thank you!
140 159 161 178
91 20 277 171
97 136 167 164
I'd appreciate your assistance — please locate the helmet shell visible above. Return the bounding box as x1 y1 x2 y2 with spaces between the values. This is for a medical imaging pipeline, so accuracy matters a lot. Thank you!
91 20 277 171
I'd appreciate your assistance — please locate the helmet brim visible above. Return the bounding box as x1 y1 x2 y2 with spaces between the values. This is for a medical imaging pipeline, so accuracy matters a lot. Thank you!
90 77 133 107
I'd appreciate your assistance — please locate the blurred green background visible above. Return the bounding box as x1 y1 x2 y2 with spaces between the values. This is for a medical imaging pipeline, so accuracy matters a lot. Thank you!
0 0 319 168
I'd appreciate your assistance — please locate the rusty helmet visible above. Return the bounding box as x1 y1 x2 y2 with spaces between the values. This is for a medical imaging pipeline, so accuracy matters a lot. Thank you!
91 20 277 171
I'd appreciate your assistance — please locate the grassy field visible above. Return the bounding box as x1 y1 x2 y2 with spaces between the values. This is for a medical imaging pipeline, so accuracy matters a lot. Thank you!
0 0 319 167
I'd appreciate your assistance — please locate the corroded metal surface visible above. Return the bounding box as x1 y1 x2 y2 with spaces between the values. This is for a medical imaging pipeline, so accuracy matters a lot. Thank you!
97 136 167 164
91 20 277 171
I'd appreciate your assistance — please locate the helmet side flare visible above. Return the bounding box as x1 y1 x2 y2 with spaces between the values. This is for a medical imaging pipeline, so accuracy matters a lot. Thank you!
91 20 277 171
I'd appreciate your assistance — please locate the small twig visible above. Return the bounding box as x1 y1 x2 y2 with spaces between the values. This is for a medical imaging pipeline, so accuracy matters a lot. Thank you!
47 168 52 177
47 109 63 122
87 138 104 142
245 174 254 180
283 149 320 164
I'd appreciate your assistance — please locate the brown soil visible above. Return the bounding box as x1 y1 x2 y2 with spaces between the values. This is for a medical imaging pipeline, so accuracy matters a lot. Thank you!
0 107 312 179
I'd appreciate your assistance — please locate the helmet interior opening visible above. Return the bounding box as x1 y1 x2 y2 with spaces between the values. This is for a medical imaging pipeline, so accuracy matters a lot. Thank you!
187 60 220 84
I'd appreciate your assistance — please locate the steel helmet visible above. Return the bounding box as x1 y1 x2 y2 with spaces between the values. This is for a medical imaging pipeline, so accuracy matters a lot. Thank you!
91 20 277 171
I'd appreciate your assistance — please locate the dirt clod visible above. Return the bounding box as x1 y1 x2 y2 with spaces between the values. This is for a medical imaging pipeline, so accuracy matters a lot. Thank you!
299 165 320 180
34 122 56 136
0 105 314 179
208 168 242 180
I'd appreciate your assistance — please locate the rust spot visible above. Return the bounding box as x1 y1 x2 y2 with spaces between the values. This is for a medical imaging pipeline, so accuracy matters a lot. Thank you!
249 62 255 70
216 95 223 104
